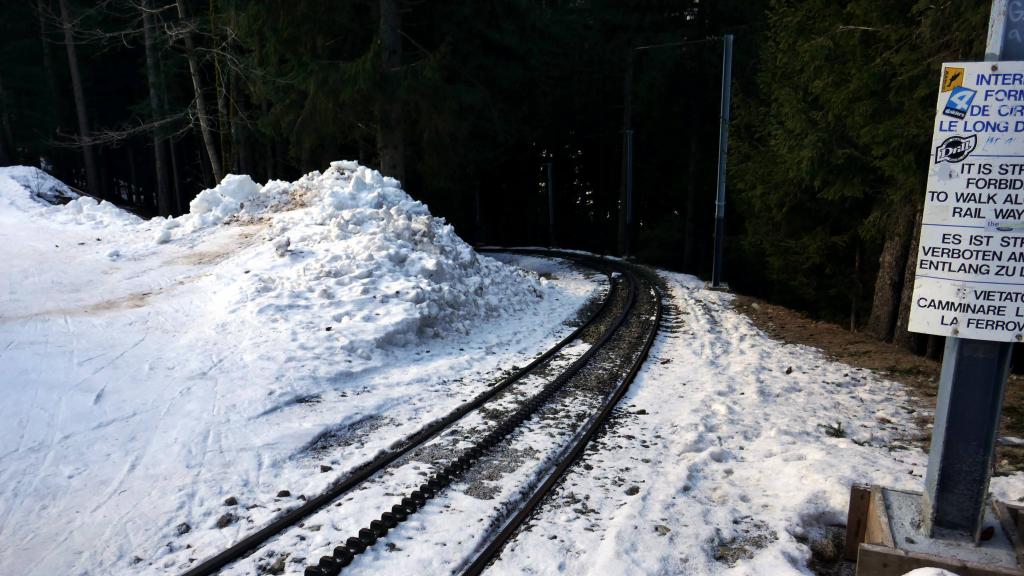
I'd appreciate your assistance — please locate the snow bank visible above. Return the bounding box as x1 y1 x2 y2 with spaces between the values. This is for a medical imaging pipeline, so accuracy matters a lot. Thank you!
183 173 266 229
57 195 142 227
0 166 140 228
1 160 545 358
151 161 543 355
0 165 78 204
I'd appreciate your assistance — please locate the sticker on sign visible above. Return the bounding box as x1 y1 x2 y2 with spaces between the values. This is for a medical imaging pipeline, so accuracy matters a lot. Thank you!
909 61 1024 342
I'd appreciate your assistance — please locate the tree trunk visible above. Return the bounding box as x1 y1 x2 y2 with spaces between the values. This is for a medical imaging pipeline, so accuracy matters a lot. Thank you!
894 204 925 351
210 0 229 173
38 0 57 88
168 136 183 211
37 0 59 129
865 205 914 341
262 98 274 181
683 80 702 271
197 139 212 185
127 145 138 204
851 245 861 332
59 0 100 196
153 38 182 211
142 0 172 215
228 4 246 175
0 72 14 165
176 0 222 184
474 182 483 246
217 64 229 174
617 50 634 256
230 69 244 174
376 0 404 182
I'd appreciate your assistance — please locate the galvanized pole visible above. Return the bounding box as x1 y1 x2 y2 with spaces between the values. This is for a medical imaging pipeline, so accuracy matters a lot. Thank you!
921 0 1021 541
547 162 555 247
711 34 733 288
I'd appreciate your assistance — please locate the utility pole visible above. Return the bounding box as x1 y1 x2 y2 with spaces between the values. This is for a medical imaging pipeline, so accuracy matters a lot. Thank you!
711 34 733 289
919 0 1020 541
624 129 634 257
627 36 727 272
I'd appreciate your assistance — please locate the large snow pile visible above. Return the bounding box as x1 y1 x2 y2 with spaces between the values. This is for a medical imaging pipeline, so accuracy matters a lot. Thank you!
0 160 546 358
160 160 544 353
0 165 78 204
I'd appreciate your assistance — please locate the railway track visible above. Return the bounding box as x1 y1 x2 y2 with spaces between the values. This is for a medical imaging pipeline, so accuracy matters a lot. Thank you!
181 251 662 576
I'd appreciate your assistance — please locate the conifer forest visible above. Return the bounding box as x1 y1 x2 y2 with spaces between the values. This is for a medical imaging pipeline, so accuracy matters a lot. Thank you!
0 0 993 356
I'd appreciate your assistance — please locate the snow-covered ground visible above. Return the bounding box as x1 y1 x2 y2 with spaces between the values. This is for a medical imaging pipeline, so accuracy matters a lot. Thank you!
486 272 1024 575
0 165 600 575
2 164 1022 576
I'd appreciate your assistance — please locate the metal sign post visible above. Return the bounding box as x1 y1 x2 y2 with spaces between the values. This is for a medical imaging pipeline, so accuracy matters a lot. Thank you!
915 0 1022 541
923 338 1012 538
711 34 733 288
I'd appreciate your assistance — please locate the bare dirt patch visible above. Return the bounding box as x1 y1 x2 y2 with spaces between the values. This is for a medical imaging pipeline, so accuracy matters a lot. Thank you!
163 224 264 267
0 286 170 322
80 289 160 313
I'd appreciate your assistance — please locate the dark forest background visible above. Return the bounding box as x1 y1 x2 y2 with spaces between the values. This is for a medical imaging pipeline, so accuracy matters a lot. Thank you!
0 0 996 359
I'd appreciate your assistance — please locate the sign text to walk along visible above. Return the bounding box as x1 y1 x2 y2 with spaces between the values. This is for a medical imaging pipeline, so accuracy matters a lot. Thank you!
910 61 1024 342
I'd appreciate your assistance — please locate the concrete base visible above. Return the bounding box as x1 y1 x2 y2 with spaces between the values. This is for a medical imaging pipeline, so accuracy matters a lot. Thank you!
845 485 1024 576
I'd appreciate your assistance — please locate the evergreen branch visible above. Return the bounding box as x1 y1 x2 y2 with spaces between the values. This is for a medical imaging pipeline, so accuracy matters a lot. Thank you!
53 112 188 147
837 25 883 32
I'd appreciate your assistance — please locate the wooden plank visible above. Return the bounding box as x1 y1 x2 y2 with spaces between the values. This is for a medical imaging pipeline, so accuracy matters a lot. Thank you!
845 484 872 561
857 543 1023 576
865 486 895 548
995 501 1024 568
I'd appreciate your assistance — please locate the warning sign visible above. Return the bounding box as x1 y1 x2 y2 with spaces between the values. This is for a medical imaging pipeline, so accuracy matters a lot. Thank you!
909 61 1024 342
941 66 965 92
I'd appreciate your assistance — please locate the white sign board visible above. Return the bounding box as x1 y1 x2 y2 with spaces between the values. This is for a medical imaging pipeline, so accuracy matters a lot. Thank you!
909 61 1024 342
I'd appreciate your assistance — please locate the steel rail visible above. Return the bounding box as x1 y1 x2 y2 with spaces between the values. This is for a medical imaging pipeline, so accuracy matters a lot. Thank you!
181 256 618 576
302 255 657 576
302 266 639 575
460 266 662 575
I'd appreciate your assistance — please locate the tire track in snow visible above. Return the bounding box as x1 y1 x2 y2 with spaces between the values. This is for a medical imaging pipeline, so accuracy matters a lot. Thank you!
90 453 143 513
71 333 148 391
